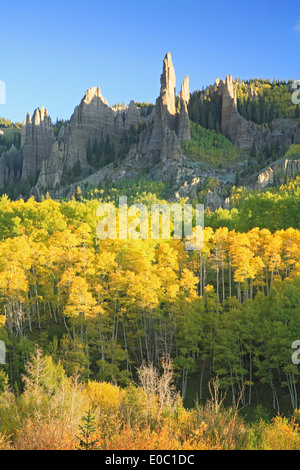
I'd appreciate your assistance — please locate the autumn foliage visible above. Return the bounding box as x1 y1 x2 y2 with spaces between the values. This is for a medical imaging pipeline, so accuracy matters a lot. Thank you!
0 350 299 450
0 194 299 450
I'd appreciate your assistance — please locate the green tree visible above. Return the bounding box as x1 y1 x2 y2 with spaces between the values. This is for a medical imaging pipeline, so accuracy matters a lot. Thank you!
76 407 99 450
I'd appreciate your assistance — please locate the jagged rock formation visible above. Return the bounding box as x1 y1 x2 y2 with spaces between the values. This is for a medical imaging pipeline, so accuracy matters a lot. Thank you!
21 106 55 180
204 188 225 212
160 52 177 127
174 177 201 200
177 76 191 140
220 76 270 151
36 52 192 192
134 53 191 180
219 76 300 152
36 88 147 190
253 158 300 190
2 51 300 206
70 87 143 138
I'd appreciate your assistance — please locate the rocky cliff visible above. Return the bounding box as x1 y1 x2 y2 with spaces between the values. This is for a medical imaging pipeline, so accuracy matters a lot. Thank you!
135 53 191 181
36 88 148 190
177 75 191 140
219 76 300 152
1 51 300 206
35 52 191 191
21 106 55 181
253 158 300 190
70 87 143 138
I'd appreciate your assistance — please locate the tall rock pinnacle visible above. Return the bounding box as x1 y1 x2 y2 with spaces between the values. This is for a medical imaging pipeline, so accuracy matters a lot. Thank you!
21 106 55 181
160 52 177 127
220 75 271 151
145 52 190 173
83 87 104 105
156 52 191 138
177 75 191 140
221 75 241 142
178 75 190 105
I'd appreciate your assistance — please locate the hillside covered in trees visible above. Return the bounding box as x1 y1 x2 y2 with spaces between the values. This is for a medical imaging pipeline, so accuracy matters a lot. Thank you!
0 172 299 449
0 65 300 451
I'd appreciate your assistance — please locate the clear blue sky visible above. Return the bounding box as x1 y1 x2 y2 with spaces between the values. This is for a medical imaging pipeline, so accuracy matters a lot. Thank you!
0 0 299 123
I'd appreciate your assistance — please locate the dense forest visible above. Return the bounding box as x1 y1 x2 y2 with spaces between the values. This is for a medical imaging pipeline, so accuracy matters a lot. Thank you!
0 76 300 449
236 79 300 124
0 173 299 448
188 85 222 132
0 128 21 155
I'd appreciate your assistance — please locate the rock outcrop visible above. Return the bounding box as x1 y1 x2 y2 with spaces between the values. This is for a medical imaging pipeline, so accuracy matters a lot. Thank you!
21 106 55 180
13 52 299 201
36 88 147 190
70 87 143 138
254 158 300 190
204 188 225 212
160 52 177 128
220 76 270 152
137 52 191 179
174 177 201 200
219 76 300 153
177 76 191 140
35 52 192 191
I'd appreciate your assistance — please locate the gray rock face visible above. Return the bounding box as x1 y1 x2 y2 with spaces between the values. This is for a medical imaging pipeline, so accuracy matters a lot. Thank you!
219 76 300 152
28 52 192 192
174 177 201 200
220 76 270 152
144 53 178 167
70 87 142 137
160 52 177 128
254 158 300 190
204 189 225 212
177 76 191 140
150 127 185 182
36 87 145 190
21 106 55 180
138 52 191 179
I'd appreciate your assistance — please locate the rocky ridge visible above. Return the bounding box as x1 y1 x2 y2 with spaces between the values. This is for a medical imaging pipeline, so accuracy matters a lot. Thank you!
251 157 300 190
1 52 300 210
35 53 192 192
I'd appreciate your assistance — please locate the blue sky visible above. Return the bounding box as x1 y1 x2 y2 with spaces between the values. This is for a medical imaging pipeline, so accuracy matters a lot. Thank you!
0 0 299 122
